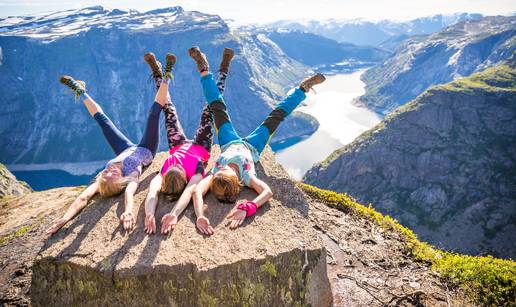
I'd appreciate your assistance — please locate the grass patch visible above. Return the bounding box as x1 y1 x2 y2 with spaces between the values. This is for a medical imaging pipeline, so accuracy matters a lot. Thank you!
0 224 32 246
298 183 516 306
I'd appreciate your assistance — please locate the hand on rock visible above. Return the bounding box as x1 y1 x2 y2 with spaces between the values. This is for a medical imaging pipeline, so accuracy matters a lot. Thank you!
120 211 135 230
161 213 178 235
227 207 246 229
196 216 214 235
45 217 68 236
144 214 156 234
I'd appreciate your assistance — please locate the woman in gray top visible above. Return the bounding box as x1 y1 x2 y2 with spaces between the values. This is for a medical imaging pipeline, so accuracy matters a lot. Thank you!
46 52 173 235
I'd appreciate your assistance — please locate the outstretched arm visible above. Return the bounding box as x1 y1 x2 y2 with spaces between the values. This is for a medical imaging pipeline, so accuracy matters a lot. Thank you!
249 175 273 207
227 175 273 229
143 174 162 234
45 181 99 235
120 173 139 230
192 174 214 235
160 174 202 235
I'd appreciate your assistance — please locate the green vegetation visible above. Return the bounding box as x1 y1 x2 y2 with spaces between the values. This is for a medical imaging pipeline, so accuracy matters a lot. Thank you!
436 64 516 93
0 224 32 246
299 183 516 306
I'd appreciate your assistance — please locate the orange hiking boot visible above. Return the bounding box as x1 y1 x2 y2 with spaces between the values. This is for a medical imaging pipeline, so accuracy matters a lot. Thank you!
219 48 234 73
188 46 209 73
299 73 326 92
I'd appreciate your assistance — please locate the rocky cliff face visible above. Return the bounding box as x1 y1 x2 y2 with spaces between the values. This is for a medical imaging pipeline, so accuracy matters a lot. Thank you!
0 6 315 165
305 62 516 258
0 147 470 306
356 16 516 115
0 163 31 199
242 28 389 68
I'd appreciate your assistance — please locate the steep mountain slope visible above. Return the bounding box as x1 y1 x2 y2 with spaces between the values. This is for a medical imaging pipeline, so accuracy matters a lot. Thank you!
305 61 516 259
0 163 31 199
267 13 483 47
356 16 516 114
243 28 389 68
0 6 315 165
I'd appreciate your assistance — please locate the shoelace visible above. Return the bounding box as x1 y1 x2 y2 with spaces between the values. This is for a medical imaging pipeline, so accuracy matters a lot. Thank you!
66 79 85 98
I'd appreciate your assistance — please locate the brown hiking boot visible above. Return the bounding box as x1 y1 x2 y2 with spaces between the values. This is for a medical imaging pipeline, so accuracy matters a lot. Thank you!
219 48 234 73
299 73 326 92
188 46 209 73
164 53 177 79
60 75 87 97
144 52 163 84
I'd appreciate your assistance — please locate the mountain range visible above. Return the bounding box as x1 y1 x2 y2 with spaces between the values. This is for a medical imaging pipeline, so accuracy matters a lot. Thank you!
0 6 315 165
305 58 516 258
266 13 484 47
355 16 516 115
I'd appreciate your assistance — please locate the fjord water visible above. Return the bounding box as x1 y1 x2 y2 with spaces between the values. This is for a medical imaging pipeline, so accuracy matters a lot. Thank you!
272 71 381 180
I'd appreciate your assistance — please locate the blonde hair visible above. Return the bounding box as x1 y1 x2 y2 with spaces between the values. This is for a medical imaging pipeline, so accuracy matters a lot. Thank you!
211 171 241 203
96 174 131 197
161 165 187 198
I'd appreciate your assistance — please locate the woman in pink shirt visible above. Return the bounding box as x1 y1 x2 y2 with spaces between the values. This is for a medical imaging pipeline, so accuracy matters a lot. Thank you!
142 48 234 235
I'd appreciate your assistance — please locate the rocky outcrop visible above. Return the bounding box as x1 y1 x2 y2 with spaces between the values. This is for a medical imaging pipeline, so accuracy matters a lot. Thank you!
305 61 516 258
1 146 471 306
356 16 516 115
0 148 330 306
0 163 31 199
0 6 315 165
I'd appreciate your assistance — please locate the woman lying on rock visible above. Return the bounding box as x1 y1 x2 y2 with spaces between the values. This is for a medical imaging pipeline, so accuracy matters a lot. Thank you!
142 49 234 235
45 55 169 235
188 46 325 235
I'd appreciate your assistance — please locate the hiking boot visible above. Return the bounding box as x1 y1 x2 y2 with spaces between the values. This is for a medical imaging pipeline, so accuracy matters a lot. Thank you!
188 46 209 73
60 75 86 96
299 73 326 92
144 52 163 84
219 48 234 73
164 53 177 79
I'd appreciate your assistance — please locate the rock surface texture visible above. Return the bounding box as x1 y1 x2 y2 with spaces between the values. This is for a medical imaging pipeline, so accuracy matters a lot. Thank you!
0 147 471 306
356 16 516 115
3 148 331 306
0 6 315 165
0 163 31 199
305 61 516 259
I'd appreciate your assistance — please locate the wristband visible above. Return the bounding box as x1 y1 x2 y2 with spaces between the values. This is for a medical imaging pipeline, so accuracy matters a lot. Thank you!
237 201 258 217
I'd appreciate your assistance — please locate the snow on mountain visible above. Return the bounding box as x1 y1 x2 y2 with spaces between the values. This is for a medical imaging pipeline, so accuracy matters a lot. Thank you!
0 6 224 42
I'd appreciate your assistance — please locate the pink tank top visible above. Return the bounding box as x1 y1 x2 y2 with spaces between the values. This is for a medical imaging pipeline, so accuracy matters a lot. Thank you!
161 143 210 180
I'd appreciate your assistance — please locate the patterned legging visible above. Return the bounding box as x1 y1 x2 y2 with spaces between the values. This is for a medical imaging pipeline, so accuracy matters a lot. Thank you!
158 72 228 152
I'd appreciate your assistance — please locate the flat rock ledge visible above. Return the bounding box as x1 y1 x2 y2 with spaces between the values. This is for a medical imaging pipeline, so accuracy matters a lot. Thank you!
30 147 332 306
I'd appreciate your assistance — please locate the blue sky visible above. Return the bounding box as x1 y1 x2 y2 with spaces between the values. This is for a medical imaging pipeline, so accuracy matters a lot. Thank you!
0 0 515 22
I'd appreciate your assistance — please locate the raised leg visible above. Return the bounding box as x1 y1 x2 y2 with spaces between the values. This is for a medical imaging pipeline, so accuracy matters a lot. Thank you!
193 71 228 151
245 88 306 154
138 84 167 156
87 94 135 155
200 72 241 146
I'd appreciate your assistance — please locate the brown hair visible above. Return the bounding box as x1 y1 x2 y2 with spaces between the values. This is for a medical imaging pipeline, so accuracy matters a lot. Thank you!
161 165 188 198
96 175 131 197
211 171 241 203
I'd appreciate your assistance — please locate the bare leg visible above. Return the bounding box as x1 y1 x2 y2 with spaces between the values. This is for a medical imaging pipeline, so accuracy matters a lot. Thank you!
82 93 103 117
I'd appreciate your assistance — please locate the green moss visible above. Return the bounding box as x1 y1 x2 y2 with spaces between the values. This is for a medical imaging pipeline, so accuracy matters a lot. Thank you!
260 261 278 278
299 183 516 306
435 64 516 93
0 224 32 246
